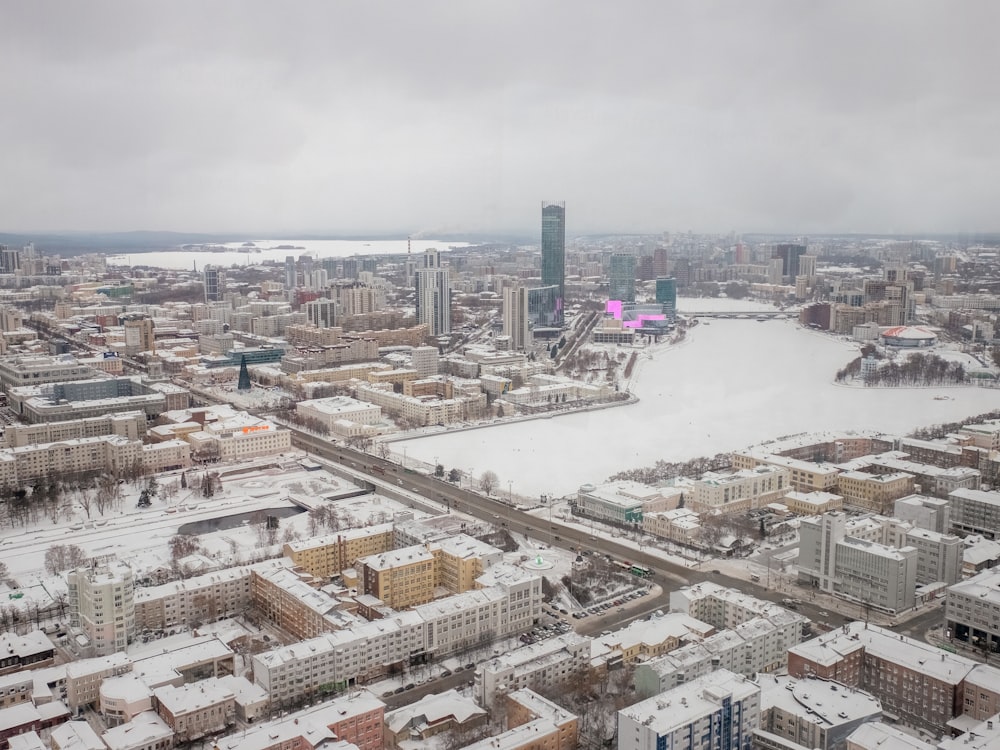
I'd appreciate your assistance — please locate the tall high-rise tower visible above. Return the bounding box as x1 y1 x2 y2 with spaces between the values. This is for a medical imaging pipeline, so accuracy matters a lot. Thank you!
284 256 297 291
655 277 677 320
773 243 806 280
203 265 226 302
415 249 450 337
609 254 636 302
541 202 566 324
503 284 530 351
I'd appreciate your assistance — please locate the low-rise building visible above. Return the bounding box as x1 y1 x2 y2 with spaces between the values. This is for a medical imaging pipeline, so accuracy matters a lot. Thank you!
845 722 935 750
782 490 844 516
383 689 485 748
836 470 915 514
356 546 436 610
755 673 882 750
504 689 577 750
575 481 670 525
0 632 54 677
153 679 235 744
100 710 173 750
893 494 951 534
254 568 542 709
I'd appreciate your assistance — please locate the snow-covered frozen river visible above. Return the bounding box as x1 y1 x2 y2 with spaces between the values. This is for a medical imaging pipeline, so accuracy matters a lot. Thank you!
397 314 1000 498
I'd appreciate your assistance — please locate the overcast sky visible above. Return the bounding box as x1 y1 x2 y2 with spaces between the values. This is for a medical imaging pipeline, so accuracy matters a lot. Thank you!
2 2 997 237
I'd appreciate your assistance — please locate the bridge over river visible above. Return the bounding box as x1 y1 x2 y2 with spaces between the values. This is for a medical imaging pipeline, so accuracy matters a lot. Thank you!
681 310 791 319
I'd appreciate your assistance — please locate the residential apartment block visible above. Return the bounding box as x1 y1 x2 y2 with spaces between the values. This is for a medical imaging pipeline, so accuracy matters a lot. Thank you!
755 673 882 750
835 471 915 514
948 488 1000 539
282 524 395 580
945 568 1000 654
67 560 137 657
687 465 789 514
618 669 760 750
787 622 978 734
254 566 541 708
474 632 591 707
732 450 840 493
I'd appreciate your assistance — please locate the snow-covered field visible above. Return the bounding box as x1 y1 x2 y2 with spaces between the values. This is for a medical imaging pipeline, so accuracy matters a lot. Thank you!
0 457 441 612
396 318 1000 498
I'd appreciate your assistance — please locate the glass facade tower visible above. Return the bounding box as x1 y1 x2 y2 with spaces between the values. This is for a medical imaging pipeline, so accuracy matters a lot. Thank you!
541 202 566 325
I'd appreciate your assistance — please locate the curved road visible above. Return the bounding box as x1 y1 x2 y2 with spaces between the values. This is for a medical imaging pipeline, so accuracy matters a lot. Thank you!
290 429 876 633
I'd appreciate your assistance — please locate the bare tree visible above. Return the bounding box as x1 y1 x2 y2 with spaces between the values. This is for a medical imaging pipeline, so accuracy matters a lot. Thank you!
44 544 88 575
0 561 10 586
78 489 93 520
169 535 201 561
480 470 499 496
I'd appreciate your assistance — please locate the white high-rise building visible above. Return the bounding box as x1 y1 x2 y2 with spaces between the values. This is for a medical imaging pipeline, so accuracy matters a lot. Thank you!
303 298 338 328
411 346 439 377
67 560 136 657
503 285 530 351
415 251 450 337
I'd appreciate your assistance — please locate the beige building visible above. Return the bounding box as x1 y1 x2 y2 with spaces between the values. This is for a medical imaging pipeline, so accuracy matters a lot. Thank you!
65 652 132 712
429 534 504 594
355 382 486 426
142 439 191 473
282 524 395 580
100 710 174 750
100 674 153 727
134 564 262 632
0 435 143 488
1 411 146 448
383 689 485 749
250 565 343 641
642 508 701 541
732 450 841 492
687 465 790 514
295 396 382 432
153 679 235 744
357 546 436 610
836 470 915 514
782 490 844 515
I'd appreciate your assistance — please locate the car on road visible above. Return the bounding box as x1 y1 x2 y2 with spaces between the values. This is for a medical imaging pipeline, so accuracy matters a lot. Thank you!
404 683 415 690
394 687 405 694
818 611 830 618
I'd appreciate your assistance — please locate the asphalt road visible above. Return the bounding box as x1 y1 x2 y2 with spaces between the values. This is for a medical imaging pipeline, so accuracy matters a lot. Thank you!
290 429 943 640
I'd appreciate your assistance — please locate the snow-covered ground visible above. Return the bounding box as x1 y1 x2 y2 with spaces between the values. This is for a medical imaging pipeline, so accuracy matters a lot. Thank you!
396 318 1000 497
0 456 443 615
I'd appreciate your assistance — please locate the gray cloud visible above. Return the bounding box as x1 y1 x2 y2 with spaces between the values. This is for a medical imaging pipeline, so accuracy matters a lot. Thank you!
1 1 997 235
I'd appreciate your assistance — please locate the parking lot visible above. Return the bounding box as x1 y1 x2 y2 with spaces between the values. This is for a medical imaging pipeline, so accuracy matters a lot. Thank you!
571 586 651 620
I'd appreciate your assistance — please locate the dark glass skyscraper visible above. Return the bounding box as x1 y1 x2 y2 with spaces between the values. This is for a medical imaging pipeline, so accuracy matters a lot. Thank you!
609 254 636 302
655 277 677 320
541 201 566 324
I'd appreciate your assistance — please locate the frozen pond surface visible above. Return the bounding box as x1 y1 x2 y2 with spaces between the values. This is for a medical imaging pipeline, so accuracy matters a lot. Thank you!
398 317 1000 498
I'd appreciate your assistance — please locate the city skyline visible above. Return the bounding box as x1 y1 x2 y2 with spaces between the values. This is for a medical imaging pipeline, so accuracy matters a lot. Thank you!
1 2 998 237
